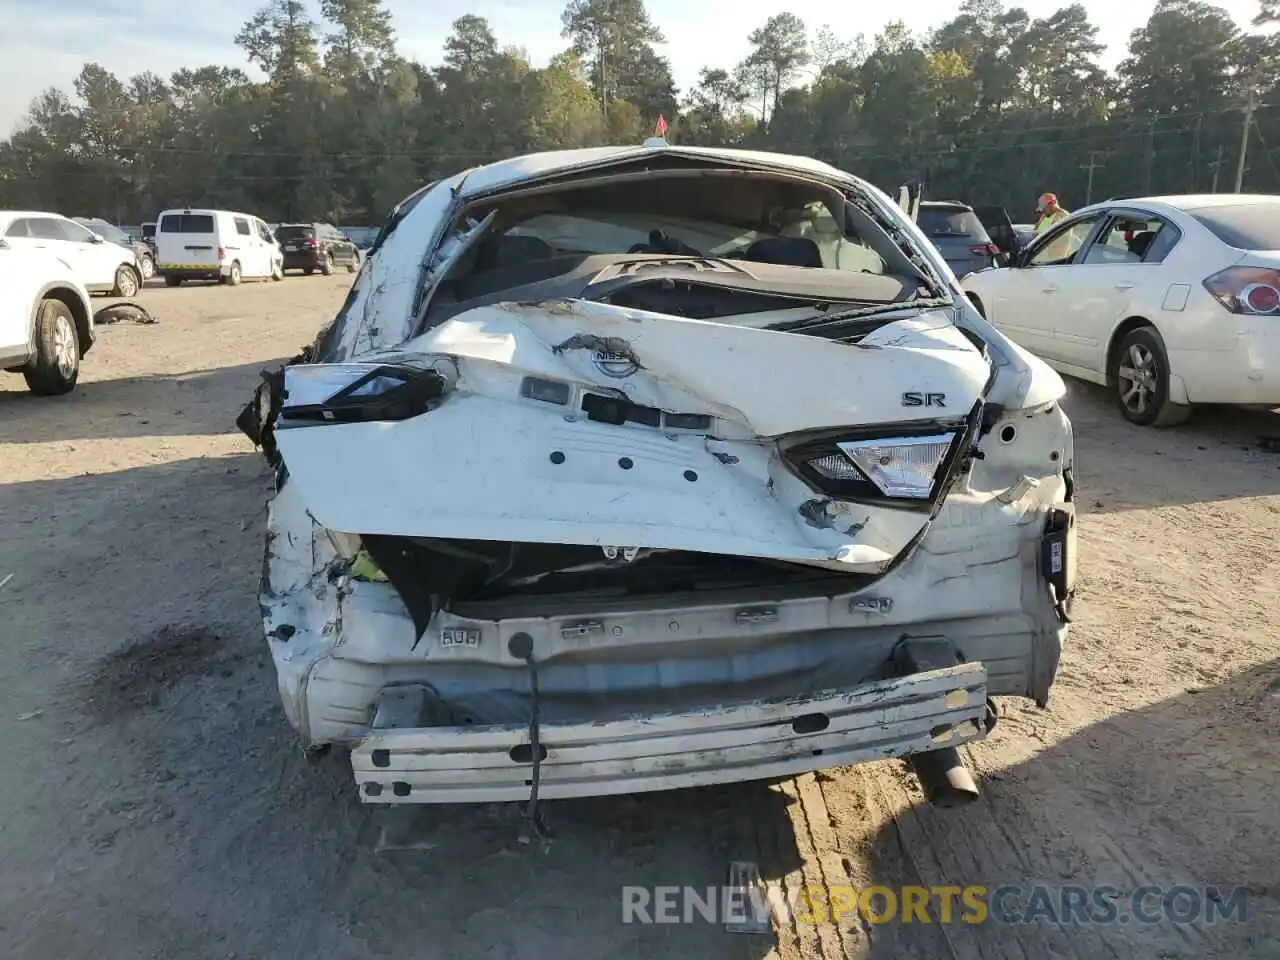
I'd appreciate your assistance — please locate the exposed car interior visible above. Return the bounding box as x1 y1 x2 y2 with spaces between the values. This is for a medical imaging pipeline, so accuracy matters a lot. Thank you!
422 171 932 331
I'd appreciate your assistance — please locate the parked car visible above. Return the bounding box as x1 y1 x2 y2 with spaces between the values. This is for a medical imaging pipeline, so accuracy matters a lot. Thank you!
236 141 1076 808
916 201 1003 278
275 222 361 275
154 209 283 286
140 221 157 258
340 225 380 251
0 211 142 297
962 194 1280 426
0 239 95 395
74 217 155 280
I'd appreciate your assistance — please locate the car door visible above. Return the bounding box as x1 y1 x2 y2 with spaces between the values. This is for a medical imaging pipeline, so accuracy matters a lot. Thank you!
329 226 353 264
256 220 280 274
0 244 31 361
2 218 40 257
324 224 343 264
55 217 124 287
975 205 1017 263
982 214 1104 361
229 216 256 276
1050 210 1179 373
29 217 102 288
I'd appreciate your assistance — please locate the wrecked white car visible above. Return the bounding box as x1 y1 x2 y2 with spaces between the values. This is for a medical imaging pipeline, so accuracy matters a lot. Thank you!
238 143 1076 814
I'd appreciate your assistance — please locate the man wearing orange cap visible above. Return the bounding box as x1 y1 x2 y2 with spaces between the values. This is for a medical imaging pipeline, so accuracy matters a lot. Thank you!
1034 192 1069 235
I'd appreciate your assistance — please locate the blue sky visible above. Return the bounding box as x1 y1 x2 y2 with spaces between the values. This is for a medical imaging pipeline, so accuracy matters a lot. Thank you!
0 0 1265 134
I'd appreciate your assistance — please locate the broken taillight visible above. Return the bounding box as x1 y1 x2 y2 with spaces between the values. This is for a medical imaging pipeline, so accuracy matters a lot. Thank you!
781 402 982 514
1203 266 1280 315
278 362 450 424
791 434 955 504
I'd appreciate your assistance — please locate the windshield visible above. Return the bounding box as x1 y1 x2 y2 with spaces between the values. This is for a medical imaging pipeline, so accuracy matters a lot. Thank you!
1188 203 1280 250
918 208 988 239
76 219 129 244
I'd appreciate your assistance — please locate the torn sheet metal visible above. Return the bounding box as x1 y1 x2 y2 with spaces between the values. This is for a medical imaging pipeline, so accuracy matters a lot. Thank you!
326 171 469 361
272 300 990 570
400 299 991 437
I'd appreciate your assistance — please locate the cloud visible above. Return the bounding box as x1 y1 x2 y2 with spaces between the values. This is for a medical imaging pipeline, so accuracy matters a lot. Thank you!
1 0 1263 135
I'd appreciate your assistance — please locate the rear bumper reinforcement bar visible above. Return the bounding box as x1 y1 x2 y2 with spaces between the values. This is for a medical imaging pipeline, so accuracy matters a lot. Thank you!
350 661 989 804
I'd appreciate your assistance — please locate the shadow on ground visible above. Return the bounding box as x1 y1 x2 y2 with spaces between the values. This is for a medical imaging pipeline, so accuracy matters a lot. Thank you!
0 454 801 960
0 359 283 443
843 659 1280 959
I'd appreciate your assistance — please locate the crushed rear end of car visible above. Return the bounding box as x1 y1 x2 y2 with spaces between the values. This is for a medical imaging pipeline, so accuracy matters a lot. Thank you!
238 147 1077 807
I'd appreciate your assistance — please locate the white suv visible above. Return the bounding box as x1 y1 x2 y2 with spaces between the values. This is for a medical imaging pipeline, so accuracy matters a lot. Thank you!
0 241 95 395
0 211 142 298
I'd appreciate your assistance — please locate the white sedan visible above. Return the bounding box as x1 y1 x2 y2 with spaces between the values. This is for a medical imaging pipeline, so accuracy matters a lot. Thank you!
962 195 1280 426
0 210 143 298
0 240 95 394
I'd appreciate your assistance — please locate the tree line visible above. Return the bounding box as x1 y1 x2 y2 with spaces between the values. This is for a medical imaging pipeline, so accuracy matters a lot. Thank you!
3 0 1280 225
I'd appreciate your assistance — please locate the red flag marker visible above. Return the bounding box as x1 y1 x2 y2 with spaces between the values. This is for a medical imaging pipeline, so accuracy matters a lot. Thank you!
654 114 669 137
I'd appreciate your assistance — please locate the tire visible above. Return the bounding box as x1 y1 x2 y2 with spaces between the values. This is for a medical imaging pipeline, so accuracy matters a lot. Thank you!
223 261 242 286
346 251 359 274
321 252 335 276
112 264 141 298
164 275 183 287
304 267 315 276
271 261 284 281
23 298 80 396
139 254 155 280
1111 326 1193 427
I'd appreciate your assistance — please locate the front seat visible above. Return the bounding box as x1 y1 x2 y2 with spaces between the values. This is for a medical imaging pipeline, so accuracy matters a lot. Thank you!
741 237 824 268
474 234 554 271
1126 230 1156 260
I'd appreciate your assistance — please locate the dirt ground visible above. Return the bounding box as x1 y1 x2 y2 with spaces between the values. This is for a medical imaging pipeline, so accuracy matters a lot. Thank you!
1 274 1278 960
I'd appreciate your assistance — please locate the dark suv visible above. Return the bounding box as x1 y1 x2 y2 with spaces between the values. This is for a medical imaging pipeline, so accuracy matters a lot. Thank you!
275 222 360 275
916 201 1005 279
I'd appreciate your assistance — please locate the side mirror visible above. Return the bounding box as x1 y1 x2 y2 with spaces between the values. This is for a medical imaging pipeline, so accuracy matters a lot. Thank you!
0 237 8 249
89 233 104 244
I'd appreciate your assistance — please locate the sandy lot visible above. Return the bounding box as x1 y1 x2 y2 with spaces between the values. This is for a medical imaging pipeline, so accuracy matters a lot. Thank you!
1 275 1278 959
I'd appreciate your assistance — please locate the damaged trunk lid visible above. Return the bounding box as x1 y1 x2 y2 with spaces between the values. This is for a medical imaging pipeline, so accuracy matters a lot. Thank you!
262 298 991 586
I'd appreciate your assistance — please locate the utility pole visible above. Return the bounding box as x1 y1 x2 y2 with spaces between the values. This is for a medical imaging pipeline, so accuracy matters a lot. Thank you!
1234 89 1257 193
1080 151 1104 204
1209 143 1226 193
1142 119 1156 194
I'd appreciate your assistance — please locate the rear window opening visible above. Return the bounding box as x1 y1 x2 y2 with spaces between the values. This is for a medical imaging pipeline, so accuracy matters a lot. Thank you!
411 170 934 338
160 214 215 233
276 225 316 241
459 174 890 277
